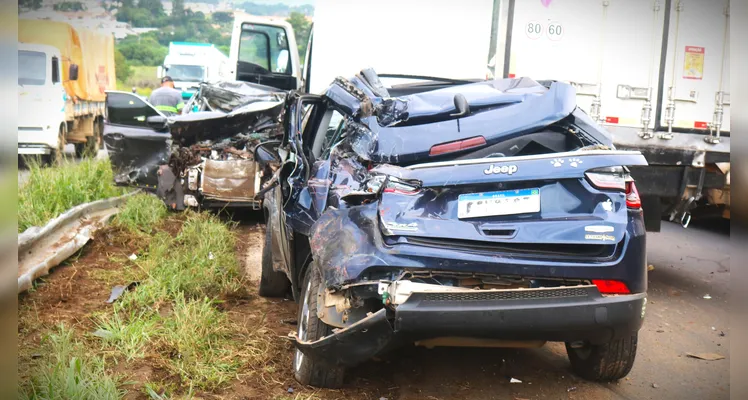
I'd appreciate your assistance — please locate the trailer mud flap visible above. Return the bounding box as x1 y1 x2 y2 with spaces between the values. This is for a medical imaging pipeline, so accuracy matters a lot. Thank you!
291 309 394 367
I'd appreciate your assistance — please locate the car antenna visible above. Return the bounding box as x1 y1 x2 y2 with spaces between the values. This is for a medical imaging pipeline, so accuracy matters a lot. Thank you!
450 93 470 132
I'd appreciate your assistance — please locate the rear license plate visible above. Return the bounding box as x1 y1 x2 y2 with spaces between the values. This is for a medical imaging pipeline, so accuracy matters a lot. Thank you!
458 188 540 219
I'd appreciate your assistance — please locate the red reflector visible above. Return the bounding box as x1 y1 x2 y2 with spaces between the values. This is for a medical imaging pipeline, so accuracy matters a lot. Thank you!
605 116 619 124
592 280 631 295
694 121 708 129
429 136 486 156
508 73 516 78
625 181 641 209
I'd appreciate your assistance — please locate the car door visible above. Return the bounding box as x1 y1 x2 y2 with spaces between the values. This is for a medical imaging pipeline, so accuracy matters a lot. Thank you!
103 91 170 189
269 94 325 288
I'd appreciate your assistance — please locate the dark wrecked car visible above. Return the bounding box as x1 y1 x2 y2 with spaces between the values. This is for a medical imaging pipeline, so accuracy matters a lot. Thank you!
103 81 286 209
256 70 649 388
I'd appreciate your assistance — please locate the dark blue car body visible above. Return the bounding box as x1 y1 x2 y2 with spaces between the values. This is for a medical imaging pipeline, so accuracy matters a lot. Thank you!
261 71 649 386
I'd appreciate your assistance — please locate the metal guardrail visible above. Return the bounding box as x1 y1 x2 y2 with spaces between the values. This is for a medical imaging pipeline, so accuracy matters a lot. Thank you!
17 191 139 294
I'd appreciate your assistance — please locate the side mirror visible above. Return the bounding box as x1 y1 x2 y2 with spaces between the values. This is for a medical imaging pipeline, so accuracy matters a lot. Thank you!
146 115 168 130
253 140 281 165
156 66 164 78
68 64 79 81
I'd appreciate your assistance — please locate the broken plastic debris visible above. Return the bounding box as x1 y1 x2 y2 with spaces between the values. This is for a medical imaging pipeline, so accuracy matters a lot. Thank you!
703 294 712 299
652 383 659 388
92 329 114 340
208 252 215 260
287 387 294 394
567 386 577 392
510 378 522 383
106 282 139 303
128 253 138 261
711 327 716 331
686 352 725 361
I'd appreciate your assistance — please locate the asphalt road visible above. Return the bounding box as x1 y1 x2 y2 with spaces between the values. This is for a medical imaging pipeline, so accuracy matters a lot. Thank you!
342 220 731 400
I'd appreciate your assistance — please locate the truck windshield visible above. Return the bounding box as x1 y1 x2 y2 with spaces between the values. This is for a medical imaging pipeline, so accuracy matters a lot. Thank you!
18 50 46 86
167 65 205 82
238 24 292 75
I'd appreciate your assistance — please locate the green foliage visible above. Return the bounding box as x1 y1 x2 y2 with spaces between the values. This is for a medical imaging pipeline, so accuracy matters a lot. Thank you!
19 0 43 10
211 11 233 24
117 34 168 66
114 193 167 234
114 48 133 82
53 1 86 11
286 12 311 62
172 0 186 22
18 158 125 232
19 325 124 400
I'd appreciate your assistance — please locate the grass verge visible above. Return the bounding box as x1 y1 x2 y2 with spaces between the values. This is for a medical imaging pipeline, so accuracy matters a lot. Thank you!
114 193 168 235
93 212 268 392
20 325 124 400
18 158 125 232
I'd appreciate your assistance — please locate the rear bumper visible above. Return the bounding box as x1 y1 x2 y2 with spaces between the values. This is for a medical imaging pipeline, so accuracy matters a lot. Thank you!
293 288 646 367
19 127 58 154
18 144 52 155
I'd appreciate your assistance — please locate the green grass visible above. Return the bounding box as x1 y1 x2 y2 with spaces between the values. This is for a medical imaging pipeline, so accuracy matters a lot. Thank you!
114 194 168 235
92 212 266 392
20 325 125 400
18 158 126 232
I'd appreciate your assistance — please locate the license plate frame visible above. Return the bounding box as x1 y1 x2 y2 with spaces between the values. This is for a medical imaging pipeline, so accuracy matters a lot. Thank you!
457 188 540 219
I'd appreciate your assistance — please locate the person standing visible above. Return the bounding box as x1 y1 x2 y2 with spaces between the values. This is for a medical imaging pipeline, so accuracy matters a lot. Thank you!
149 76 184 115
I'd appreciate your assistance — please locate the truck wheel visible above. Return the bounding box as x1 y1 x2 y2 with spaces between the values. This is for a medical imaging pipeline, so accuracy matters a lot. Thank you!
77 121 101 158
258 225 291 297
293 264 345 388
48 125 66 165
566 334 638 382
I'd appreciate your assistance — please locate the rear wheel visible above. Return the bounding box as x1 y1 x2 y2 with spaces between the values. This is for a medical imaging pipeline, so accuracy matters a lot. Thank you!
76 119 102 158
566 334 638 381
258 225 291 297
293 264 345 388
47 125 66 165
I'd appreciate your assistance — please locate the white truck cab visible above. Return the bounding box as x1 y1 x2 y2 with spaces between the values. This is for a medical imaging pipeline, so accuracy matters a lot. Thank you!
18 43 71 158
229 15 301 90
157 42 231 100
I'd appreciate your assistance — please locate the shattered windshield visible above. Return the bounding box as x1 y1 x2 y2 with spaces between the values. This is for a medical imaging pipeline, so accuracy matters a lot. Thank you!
167 65 205 82
18 50 46 86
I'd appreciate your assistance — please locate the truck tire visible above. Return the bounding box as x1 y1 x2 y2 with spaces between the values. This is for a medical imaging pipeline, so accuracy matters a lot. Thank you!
566 334 638 382
76 120 101 158
48 125 66 165
258 225 291 297
293 264 345 388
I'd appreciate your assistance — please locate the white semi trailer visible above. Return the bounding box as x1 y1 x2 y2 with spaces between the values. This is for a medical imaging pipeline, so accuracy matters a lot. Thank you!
305 0 730 230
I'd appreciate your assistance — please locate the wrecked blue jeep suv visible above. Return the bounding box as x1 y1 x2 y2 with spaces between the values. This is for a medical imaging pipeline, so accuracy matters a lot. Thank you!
257 70 648 388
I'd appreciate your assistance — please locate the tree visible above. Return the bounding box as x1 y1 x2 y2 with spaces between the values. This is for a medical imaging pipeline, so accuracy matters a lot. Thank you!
18 0 42 10
137 0 164 16
114 48 133 83
211 11 233 24
286 12 311 62
172 0 185 22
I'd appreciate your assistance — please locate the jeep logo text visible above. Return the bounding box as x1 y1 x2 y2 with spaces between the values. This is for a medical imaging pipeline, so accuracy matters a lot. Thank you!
483 164 518 175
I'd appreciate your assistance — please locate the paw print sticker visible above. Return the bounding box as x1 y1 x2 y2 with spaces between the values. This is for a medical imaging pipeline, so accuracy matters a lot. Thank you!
551 158 564 167
568 157 583 168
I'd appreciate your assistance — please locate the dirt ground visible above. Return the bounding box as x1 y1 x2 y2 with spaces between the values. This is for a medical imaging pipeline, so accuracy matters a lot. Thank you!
18 215 730 400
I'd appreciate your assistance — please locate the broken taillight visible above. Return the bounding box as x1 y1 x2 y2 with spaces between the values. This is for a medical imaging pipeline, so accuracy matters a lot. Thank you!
429 136 487 156
592 279 631 295
585 167 625 190
625 181 641 209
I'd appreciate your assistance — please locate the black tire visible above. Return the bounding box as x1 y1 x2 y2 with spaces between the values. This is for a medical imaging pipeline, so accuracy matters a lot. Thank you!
293 264 345 388
566 334 638 382
76 120 101 158
48 125 66 165
258 225 291 297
